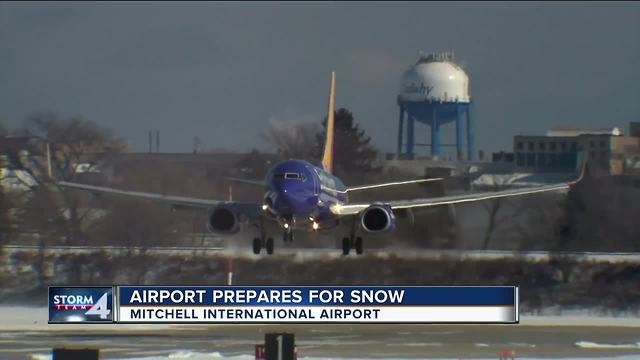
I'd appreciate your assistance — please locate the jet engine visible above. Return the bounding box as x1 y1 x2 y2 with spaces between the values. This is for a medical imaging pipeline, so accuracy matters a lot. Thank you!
359 204 396 233
207 205 240 234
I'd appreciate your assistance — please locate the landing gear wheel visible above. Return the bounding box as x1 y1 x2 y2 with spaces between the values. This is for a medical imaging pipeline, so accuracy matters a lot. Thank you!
252 238 261 255
266 237 274 255
342 237 350 255
355 237 363 255
283 231 293 243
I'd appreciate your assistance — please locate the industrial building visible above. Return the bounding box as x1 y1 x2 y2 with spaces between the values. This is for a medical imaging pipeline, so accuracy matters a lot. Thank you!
512 125 640 175
396 52 475 161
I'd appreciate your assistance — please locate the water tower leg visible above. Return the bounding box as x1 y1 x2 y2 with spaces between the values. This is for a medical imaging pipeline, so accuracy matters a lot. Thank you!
467 106 475 161
397 106 405 158
455 105 463 161
406 115 415 160
431 108 440 158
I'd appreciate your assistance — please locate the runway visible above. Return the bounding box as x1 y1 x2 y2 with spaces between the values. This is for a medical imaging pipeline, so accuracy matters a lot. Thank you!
2 307 640 359
4 244 640 263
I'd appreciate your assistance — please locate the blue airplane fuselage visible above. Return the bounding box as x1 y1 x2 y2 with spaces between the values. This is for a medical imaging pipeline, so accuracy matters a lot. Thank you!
263 160 347 229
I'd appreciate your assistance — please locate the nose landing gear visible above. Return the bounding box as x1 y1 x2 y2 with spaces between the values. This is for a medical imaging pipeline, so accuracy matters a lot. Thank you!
283 230 294 243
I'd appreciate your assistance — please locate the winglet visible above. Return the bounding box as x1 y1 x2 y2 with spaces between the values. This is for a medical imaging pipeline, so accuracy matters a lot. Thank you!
568 153 588 186
321 71 336 174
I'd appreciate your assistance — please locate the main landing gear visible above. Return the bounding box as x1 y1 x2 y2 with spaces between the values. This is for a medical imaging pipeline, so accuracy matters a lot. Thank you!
342 236 363 255
252 229 293 255
342 218 363 255
252 217 274 255
253 237 274 255
252 217 295 255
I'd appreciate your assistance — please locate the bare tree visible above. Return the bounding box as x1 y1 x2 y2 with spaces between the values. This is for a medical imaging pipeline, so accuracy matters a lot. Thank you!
13 112 126 245
236 148 273 179
262 120 319 161
478 175 515 250
512 193 565 251
9 185 69 287
475 173 567 251
558 177 640 251
0 151 11 272
21 112 125 180
87 198 185 249
475 175 559 250
99 157 217 247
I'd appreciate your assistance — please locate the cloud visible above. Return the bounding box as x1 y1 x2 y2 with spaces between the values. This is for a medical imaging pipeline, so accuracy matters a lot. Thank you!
348 48 406 85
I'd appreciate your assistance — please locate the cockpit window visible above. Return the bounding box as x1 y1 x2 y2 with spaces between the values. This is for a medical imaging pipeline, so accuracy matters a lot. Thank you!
284 172 305 180
273 172 305 181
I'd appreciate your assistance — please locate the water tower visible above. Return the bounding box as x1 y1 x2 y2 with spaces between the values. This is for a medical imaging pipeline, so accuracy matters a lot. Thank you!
397 52 475 160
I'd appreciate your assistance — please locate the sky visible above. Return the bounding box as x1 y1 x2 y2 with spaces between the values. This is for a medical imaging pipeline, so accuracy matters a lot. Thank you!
1 2 639 156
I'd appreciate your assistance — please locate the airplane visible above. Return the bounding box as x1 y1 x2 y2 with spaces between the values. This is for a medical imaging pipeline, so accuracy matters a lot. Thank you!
58 72 582 255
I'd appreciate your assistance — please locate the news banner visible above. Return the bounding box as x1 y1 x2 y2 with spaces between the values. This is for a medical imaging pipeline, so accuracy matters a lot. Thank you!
49 286 519 324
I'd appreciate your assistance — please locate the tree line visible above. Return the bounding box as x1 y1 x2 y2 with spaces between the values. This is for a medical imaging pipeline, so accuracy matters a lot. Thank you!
1 109 638 257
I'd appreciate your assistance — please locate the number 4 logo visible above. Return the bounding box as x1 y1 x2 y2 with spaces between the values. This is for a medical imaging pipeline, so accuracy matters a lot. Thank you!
85 293 111 320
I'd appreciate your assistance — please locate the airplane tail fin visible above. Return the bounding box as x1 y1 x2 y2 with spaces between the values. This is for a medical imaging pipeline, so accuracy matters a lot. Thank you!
321 71 336 174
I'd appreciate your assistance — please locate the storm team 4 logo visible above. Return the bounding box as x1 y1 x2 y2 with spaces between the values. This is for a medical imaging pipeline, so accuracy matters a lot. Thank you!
49 287 114 323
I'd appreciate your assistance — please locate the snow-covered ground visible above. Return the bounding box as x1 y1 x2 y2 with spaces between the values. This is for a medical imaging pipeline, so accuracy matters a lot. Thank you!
3 306 640 360
3 306 640 331
1 306 186 332
28 352 640 360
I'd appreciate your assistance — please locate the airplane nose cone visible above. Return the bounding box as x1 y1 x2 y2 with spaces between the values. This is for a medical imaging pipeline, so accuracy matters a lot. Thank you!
274 189 316 215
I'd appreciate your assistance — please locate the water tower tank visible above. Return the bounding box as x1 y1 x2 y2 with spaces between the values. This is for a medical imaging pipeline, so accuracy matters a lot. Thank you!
396 52 475 160
399 59 470 103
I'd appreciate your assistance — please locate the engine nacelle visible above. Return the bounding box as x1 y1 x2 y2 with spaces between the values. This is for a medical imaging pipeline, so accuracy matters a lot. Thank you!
360 204 396 233
207 206 240 234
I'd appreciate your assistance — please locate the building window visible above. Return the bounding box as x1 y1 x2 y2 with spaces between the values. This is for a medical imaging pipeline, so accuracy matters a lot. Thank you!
516 153 525 166
590 141 596 148
537 153 547 167
549 153 557 168
558 153 571 168
516 142 523 150
570 142 577 151
528 142 534 151
599 141 606 148
560 142 567 151
550 142 557 151
527 153 536 167
539 142 546 150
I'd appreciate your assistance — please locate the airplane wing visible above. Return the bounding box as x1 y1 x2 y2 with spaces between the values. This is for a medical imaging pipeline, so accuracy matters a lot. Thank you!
346 178 443 192
330 182 572 216
226 177 266 187
57 181 260 215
